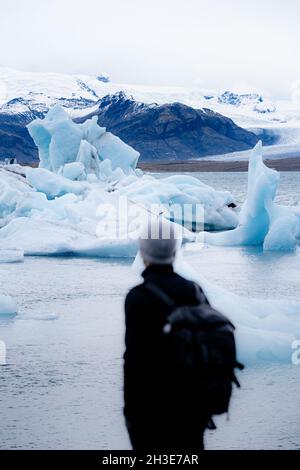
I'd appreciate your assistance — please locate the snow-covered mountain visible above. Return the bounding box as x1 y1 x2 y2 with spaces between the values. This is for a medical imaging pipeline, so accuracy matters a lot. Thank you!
1 66 300 162
0 67 110 107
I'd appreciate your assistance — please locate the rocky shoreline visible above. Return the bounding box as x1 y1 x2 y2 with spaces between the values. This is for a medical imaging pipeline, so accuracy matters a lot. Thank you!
138 156 300 172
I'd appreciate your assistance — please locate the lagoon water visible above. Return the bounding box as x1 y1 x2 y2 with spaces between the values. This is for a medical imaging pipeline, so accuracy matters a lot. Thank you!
155 171 300 208
0 172 299 449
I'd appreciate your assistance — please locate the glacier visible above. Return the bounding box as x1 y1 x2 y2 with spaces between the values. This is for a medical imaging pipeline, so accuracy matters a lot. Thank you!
205 141 300 251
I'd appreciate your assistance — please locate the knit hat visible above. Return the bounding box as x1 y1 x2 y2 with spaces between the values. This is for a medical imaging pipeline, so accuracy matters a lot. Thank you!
139 218 180 265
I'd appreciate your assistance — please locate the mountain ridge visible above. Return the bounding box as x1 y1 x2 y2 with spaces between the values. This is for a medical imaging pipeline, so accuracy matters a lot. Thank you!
76 92 259 161
1 67 298 163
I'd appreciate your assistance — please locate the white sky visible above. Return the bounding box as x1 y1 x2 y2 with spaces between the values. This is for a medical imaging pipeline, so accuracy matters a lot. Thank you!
0 0 299 97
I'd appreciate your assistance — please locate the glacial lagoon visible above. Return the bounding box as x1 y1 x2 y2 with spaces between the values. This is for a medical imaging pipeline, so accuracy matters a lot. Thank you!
0 172 299 450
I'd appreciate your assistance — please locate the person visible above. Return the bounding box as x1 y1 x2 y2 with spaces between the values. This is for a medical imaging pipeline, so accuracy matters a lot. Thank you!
123 219 210 451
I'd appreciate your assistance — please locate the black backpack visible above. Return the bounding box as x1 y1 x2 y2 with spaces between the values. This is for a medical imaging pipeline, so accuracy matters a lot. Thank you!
144 282 244 422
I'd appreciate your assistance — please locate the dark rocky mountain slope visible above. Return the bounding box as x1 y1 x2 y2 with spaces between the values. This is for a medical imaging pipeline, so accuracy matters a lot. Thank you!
77 92 259 161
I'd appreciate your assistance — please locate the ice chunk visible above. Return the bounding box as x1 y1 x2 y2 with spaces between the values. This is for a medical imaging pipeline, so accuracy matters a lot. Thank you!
27 106 140 177
99 159 113 180
28 105 83 172
98 159 126 184
120 173 238 231
205 142 300 251
176 258 300 365
76 140 100 177
0 216 140 258
60 162 85 181
26 167 88 199
0 167 34 221
263 206 300 252
0 294 17 315
70 237 138 258
95 131 139 173
79 115 106 143
17 311 59 321
0 250 24 263
0 217 91 255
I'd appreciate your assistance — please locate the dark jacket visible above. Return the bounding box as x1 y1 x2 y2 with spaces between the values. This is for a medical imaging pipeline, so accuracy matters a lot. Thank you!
124 264 209 449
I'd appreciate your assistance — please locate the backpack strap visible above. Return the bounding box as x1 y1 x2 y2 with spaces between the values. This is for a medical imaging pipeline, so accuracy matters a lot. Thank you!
144 282 176 310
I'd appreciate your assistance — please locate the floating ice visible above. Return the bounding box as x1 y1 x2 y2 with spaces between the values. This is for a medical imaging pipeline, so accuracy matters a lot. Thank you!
118 173 238 231
26 167 89 199
0 167 238 256
176 256 300 365
0 167 33 224
205 141 300 251
0 294 17 315
76 140 100 177
59 162 85 181
27 105 139 177
17 311 59 321
0 250 24 263
264 206 300 252
94 131 139 172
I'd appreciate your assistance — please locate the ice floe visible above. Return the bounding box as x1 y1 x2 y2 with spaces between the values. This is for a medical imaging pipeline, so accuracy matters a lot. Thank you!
205 142 300 251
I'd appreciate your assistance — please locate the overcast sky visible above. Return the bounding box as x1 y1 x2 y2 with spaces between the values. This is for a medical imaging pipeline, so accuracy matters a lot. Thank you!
1 0 299 97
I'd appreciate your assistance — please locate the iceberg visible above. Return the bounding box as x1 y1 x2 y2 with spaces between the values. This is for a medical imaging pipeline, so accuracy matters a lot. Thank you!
27 105 140 177
118 173 238 231
205 142 300 251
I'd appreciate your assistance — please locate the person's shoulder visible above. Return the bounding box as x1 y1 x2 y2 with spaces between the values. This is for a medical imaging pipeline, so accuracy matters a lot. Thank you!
172 271 195 288
125 283 147 309
173 272 207 302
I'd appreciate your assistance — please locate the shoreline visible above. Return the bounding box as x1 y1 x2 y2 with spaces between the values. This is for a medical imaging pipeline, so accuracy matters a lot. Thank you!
138 157 300 172
4 156 300 173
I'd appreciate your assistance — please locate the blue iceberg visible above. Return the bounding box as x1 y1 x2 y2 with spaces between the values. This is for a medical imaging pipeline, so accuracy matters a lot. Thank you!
205 141 300 251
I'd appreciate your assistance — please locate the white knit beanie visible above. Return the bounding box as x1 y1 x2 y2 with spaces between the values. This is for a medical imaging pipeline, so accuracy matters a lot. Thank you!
139 218 180 265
